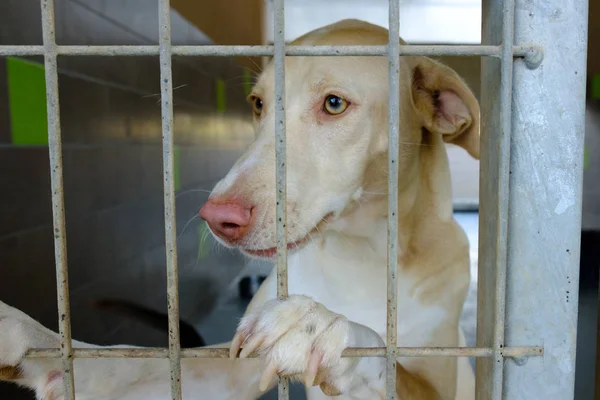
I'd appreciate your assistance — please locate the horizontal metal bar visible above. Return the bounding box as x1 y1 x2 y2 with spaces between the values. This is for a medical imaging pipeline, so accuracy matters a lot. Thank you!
0 45 45 55
25 346 543 359
0 44 540 58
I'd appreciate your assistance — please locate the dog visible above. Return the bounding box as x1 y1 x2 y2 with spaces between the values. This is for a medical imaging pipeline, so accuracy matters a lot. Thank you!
0 19 479 399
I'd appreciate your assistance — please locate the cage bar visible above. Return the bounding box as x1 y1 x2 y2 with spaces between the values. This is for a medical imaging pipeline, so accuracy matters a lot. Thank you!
490 0 516 397
386 0 400 398
272 0 290 397
502 0 588 399
0 44 542 58
24 345 544 359
39 0 76 399
157 1 183 399
476 0 515 397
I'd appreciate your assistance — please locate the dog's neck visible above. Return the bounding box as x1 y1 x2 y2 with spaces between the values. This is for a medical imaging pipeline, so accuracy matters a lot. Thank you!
328 136 455 259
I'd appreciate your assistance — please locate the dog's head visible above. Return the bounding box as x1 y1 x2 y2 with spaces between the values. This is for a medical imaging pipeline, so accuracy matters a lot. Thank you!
199 19 479 259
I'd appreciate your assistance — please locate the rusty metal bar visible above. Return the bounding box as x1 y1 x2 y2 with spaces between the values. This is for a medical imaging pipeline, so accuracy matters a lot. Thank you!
489 0 516 398
24 346 544 359
39 0 76 399
157 0 182 399
0 44 542 60
386 0 400 398
477 0 516 398
273 0 288 303
272 0 289 398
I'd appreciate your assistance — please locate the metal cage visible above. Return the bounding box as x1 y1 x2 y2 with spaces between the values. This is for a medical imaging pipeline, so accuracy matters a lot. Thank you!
0 0 588 399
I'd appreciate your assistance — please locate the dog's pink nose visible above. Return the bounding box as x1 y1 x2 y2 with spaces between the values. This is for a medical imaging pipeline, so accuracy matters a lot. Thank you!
199 199 252 242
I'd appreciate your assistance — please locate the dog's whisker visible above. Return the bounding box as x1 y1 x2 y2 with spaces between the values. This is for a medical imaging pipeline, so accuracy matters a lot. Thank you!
290 217 316 244
290 216 347 261
243 58 263 74
178 214 200 240
175 188 213 200
141 83 188 99
198 222 213 251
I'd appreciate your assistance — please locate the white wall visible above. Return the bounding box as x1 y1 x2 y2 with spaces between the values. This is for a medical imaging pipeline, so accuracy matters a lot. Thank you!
265 0 482 44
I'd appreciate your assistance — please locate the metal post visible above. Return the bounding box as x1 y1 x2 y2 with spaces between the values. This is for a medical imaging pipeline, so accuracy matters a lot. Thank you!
503 0 588 399
273 0 289 398
158 1 182 399
39 0 76 398
387 0 400 399
476 0 515 399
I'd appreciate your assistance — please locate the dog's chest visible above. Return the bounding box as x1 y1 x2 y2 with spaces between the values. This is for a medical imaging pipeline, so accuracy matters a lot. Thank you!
288 247 387 333
267 238 449 346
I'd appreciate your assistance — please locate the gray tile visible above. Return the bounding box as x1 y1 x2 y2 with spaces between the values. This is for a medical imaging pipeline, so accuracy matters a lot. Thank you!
0 148 52 237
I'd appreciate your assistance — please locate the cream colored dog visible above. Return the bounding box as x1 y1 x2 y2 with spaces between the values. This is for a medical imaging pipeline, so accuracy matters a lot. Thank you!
0 19 479 399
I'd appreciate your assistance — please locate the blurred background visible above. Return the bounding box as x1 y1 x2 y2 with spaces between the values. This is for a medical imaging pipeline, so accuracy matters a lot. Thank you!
0 0 598 398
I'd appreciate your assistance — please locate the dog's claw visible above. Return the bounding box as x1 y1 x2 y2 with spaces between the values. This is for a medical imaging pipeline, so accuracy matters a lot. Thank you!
259 360 278 392
304 350 322 388
230 332 244 359
239 333 265 359
231 296 358 395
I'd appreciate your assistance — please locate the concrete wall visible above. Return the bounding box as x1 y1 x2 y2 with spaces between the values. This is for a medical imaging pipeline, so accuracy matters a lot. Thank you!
0 1 254 398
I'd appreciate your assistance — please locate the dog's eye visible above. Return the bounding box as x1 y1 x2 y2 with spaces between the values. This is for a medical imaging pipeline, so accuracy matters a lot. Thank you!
323 95 349 115
252 97 263 116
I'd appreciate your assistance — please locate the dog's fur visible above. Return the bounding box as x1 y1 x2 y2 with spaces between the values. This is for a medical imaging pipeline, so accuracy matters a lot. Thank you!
0 19 479 399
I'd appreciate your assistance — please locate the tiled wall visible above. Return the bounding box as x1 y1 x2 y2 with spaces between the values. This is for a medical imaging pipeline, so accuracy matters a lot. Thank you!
584 99 600 230
1 1 255 398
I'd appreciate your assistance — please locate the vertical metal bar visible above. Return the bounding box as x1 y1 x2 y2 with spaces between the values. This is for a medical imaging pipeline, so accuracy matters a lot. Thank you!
158 1 182 399
476 0 514 397
492 0 515 398
39 0 76 398
273 0 287 302
387 0 400 398
273 0 289 398
503 0 588 399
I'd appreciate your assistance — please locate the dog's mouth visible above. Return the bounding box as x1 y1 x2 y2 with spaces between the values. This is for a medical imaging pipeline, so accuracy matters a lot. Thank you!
241 235 312 258
241 212 334 259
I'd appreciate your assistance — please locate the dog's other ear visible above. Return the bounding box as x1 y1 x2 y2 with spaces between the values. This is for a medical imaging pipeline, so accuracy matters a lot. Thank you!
410 58 480 159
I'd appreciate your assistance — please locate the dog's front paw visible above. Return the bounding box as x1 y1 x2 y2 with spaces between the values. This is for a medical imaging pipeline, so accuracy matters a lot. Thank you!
0 302 39 375
230 295 360 395
0 320 28 373
0 301 63 398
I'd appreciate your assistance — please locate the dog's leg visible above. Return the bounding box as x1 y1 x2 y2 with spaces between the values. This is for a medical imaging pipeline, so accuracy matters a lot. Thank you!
0 301 266 400
1 298 458 400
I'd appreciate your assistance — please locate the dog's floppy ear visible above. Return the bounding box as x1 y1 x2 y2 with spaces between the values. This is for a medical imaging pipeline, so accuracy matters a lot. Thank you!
410 58 480 159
